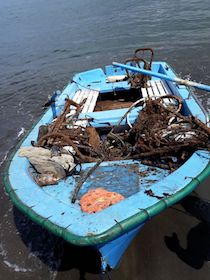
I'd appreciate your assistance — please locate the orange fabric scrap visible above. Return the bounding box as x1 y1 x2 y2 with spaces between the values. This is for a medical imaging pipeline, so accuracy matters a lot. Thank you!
80 188 125 214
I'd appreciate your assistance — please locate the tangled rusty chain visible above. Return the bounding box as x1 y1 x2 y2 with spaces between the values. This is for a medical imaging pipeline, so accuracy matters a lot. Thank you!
36 95 210 172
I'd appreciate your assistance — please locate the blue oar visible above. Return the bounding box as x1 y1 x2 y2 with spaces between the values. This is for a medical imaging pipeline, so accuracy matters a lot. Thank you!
112 62 210 92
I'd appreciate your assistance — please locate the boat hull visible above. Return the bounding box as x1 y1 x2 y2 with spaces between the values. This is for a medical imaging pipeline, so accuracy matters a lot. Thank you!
3 61 210 270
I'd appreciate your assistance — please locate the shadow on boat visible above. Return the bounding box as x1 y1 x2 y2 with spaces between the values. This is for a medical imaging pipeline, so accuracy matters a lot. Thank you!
165 195 210 269
13 206 101 279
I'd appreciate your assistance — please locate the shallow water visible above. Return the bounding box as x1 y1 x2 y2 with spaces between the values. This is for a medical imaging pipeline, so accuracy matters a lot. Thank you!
0 0 210 279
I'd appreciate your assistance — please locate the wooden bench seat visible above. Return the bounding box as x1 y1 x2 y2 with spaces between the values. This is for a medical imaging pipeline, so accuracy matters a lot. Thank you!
141 80 176 105
66 89 99 128
141 80 172 98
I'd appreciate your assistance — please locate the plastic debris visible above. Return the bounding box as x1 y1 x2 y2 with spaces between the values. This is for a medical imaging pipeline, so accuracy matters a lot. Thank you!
80 188 125 213
19 146 75 186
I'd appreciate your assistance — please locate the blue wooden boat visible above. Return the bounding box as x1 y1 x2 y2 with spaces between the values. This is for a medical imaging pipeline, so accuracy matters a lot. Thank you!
4 50 210 272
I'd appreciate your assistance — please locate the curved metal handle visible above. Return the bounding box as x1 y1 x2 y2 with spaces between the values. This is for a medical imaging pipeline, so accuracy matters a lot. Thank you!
134 48 154 69
124 57 151 88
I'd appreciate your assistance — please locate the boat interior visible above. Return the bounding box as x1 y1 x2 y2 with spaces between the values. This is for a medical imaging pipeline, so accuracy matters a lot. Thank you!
7 50 209 239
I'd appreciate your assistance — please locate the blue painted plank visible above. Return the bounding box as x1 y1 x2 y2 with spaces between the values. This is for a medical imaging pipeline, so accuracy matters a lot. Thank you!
15 188 48 207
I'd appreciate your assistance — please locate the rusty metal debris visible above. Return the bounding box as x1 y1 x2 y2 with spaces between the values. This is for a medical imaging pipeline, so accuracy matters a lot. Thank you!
125 48 154 88
35 96 210 172
21 93 210 203
17 47 210 206
71 159 103 203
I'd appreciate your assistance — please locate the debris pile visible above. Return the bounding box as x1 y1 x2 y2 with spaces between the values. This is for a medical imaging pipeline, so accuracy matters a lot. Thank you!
125 96 210 169
18 95 210 210
16 47 210 212
35 96 210 171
